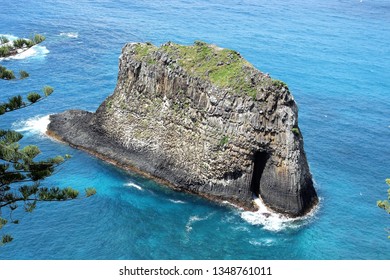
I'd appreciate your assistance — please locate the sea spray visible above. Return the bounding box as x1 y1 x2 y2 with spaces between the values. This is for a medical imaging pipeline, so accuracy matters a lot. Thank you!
59 32 79 38
168 199 186 204
240 196 319 232
12 115 51 136
185 212 215 233
124 182 143 191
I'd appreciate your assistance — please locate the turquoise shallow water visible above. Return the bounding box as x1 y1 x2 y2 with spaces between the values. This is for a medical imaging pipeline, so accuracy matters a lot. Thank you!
0 0 389 259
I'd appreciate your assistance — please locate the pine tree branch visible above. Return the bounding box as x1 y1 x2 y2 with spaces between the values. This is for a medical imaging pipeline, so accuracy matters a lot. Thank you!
0 197 82 208
1 94 51 115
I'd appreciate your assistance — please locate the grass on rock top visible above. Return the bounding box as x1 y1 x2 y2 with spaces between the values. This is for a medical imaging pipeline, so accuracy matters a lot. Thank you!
134 43 158 60
133 41 259 97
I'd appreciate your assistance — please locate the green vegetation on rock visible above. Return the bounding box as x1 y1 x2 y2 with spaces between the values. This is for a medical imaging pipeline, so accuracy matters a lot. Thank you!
165 41 257 96
272 79 288 89
219 135 229 148
134 42 157 61
292 127 300 136
133 41 263 97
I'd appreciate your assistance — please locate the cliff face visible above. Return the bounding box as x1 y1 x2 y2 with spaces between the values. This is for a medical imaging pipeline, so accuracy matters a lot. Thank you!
48 41 318 216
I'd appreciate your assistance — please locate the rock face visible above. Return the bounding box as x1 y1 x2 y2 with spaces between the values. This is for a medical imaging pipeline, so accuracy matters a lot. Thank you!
48 41 318 216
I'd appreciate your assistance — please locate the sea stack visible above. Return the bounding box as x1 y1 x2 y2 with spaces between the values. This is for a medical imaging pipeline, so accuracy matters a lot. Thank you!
47 41 318 216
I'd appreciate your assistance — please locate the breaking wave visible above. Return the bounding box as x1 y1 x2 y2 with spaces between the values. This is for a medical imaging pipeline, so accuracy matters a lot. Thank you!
240 196 319 232
169 199 186 204
185 213 214 233
249 238 275 247
59 32 79 38
124 182 143 191
0 34 18 42
12 115 50 136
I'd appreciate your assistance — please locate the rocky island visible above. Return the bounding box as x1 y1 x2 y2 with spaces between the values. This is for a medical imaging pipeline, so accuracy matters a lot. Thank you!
47 41 318 216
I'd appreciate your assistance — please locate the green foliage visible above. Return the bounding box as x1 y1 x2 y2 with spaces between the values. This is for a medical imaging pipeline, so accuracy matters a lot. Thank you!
43 86 54 96
134 43 158 60
0 66 15 80
159 41 258 97
377 179 390 238
106 100 112 109
0 45 10 57
1 66 29 80
292 127 300 136
0 218 7 230
377 179 390 214
13 38 29 48
38 187 80 200
0 123 96 244
219 135 229 147
1 234 13 245
194 40 207 47
272 79 288 88
377 199 390 214
31 34 45 44
85 187 97 197
27 92 42 103
0 36 9 45
13 38 35 49
7 95 24 110
0 74 95 245
0 86 55 115
19 70 29 79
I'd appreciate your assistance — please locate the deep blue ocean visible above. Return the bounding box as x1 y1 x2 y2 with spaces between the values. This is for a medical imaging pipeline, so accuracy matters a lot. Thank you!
1 0 389 259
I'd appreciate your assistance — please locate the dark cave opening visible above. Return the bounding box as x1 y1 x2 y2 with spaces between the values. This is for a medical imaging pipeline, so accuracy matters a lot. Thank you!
250 151 268 197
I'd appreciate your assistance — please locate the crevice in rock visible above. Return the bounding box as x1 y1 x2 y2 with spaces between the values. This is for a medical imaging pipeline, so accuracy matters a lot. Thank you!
250 150 269 197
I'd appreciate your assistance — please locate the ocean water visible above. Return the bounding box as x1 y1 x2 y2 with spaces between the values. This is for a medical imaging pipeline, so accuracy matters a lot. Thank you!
0 0 389 259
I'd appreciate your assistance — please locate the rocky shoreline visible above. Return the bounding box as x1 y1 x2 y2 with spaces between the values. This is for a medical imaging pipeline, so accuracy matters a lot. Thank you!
47 42 318 216
47 110 257 211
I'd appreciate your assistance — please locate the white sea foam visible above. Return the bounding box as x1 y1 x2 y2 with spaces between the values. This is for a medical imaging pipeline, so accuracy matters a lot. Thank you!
0 34 18 42
169 199 186 204
185 213 213 233
13 115 50 136
60 32 79 38
240 196 319 232
185 216 203 232
222 200 243 210
0 45 49 61
232 226 250 232
249 238 275 247
124 182 143 191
